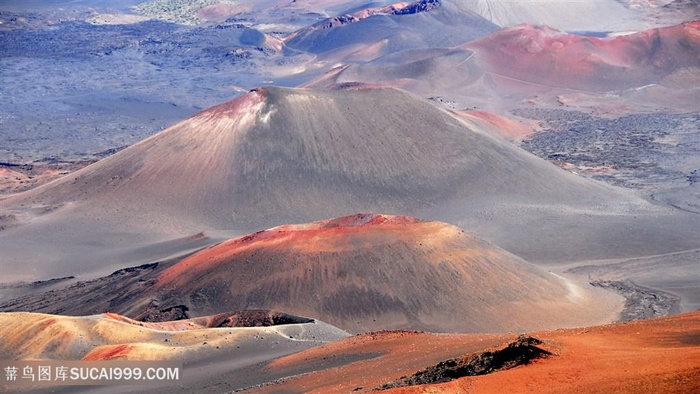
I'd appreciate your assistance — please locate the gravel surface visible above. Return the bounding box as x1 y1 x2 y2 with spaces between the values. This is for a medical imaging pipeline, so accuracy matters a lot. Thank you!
517 108 700 210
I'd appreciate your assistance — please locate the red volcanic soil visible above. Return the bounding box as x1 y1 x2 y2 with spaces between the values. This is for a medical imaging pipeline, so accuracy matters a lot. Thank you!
456 110 539 141
84 344 134 361
246 311 700 394
464 21 700 91
0 161 92 196
139 213 618 334
155 214 423 284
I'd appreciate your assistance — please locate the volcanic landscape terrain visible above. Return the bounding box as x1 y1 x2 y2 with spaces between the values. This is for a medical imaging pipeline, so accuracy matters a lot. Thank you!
0 0 698 393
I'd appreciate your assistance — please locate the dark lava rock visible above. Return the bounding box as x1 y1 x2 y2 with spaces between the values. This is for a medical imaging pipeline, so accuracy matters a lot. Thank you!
376 335 552 390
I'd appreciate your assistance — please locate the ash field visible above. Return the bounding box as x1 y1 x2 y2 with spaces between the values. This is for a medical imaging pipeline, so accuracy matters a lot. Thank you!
0 1 699 393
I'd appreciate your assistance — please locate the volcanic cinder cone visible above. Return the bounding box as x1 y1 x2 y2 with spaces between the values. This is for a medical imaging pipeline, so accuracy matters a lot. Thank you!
107 214 619 334
316 20 700 110
463 21 700 92
0 85 696 280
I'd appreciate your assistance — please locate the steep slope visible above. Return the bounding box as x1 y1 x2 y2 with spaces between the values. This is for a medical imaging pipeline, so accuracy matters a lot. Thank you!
0 85 697 281
308 47 502 110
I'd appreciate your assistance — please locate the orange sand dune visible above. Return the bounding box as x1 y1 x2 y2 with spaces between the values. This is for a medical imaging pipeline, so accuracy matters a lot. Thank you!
246 311 700 394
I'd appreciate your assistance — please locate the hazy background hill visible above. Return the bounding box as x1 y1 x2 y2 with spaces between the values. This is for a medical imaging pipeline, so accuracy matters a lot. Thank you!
283 0 498 59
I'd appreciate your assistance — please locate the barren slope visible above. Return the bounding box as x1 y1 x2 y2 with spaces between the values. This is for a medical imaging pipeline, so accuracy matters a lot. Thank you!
0 310 349 392
0 85 697 281
135 214 622 333
0 214 622 334
0 310 347 360
240 312 700 394
6 309 696 393
568 249 700 312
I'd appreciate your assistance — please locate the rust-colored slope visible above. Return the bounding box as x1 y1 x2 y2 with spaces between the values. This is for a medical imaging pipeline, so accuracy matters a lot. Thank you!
455 110 539 141
246 311 700 394
135 213 619 334
262 330 516 393
464 21 700 92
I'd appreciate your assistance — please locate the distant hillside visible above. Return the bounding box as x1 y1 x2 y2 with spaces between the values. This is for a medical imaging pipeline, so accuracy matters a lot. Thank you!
284 0 498 58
